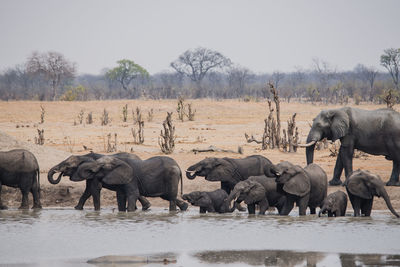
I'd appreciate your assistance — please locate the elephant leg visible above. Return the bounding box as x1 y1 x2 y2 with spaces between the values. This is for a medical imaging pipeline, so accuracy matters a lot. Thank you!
176 199 188 211
361 199 373 216
31 174 42 209
220 182 231 194
341 144 354 180
126 193 138 212
19 188 29 209
116 191 127 212
0 182 7 210
330 153 344 186
258 199 269 215
309 207 316 215
298 196 309 216
138 196 151 211
75 180 92 210
200 207 207 213
280 197 295 215
349 195 361 217
247 204 256 214
89 180 101 211
169 199 177 211
328 211 334 217
386 161 400 186
207 205 216 213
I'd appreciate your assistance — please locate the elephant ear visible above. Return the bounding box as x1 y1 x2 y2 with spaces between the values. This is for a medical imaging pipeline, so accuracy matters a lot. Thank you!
283 169 311 197
102 160 133 185
244 182 265 204
347 173 373 199
329 109 349 141
206 159 233 182
196 194 212 207
74 162 101 181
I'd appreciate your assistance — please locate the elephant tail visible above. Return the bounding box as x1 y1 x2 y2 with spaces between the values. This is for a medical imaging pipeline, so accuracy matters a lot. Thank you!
180 170 184 197
37 168 41 199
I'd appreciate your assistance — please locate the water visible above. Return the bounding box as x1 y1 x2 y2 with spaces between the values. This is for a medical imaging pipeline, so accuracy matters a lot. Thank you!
1 208 400 266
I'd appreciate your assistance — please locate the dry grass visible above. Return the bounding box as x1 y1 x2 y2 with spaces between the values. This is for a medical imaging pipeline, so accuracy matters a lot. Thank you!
0 99 398 211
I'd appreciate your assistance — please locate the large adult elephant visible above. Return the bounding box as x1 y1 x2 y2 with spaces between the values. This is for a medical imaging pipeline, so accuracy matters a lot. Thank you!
0 149 41 209
48 152 150 211
345 169 399 217
272 161 327 216
303 107 400 186
75 156 188 212
185 155 276 194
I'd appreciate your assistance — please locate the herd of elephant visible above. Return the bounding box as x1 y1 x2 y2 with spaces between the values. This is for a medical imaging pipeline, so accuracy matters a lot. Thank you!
1 106 400 218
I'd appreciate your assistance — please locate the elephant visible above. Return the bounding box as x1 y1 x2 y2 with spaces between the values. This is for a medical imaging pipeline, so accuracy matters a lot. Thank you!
302 107 400 186
75 155 188 212
185 155 276 194
182 189 235 213
0 149 41 210
225 175 286 215
48 152 151 211
345 169 400 217
318 190 348 217
272 161 327 216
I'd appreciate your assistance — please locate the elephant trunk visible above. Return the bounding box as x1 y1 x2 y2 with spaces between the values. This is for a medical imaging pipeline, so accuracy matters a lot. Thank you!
225 189 240 204
380 188 400 218
185 171 197 180
305 131 321 165
47 166 63 184
318 207 326 217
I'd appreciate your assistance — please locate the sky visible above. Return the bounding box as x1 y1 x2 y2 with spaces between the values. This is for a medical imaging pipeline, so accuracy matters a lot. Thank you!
0 0 399 75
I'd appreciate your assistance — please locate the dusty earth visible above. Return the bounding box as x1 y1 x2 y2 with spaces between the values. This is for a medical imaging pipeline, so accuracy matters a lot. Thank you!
0 99 398 211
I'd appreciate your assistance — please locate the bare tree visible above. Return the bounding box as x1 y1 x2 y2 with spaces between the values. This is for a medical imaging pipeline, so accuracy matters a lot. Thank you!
170 47 231 98
271 71 285 89
26 51 76 100
380 48 400 90
228 65 252 97
354 64 379 100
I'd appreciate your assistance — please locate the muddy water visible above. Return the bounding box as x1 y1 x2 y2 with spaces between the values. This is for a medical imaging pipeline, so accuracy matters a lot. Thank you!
1 208 400 266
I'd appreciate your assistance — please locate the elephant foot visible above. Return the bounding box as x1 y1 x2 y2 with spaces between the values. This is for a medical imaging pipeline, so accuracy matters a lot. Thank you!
32 204 42 209
74 205 84 210
0 205 8 210
18 205 29 210
142 202 151 211
386 180 400 186
236 204 247 212
328 179 343 186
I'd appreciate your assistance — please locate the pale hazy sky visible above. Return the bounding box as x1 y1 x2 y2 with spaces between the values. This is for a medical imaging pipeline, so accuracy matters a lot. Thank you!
0 0 399 75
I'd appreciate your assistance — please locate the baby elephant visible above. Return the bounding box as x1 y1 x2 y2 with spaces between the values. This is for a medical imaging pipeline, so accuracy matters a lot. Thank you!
182 189 235 213
318 191 348 217
226 176 286 215
345 169 400 218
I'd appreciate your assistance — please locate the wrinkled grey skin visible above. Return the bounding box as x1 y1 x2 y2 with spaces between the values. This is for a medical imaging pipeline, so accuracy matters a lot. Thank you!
305 107 400 186
226 176 286 215
186 155 276 194
76 156 188 212
273 161 327 216
0 149 41 210
182 189 235 213
318 191 348 217
345 169 400 218
48 152 150 211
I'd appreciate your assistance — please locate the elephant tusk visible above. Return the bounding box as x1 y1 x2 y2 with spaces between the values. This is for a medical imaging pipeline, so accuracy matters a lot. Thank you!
296 140 317 147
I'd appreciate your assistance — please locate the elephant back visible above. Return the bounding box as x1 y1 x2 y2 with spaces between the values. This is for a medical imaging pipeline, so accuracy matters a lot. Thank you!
225 155 270 181
304 163 328 208
248 175 285 207
0 149 39 173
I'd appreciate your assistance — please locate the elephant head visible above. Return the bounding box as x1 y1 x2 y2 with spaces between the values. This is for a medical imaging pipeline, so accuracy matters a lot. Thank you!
346 169 400 218
186 158 233 182
75 156 134 184
48 155 94 184
273 161 311 197
304 108 350 164
318 191 346 217
226 180 266 205
182 191 212 207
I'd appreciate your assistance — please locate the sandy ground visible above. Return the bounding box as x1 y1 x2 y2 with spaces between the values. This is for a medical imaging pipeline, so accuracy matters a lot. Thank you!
0 99 398 211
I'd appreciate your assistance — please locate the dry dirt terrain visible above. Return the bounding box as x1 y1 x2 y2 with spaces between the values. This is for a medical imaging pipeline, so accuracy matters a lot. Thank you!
0 99 398 212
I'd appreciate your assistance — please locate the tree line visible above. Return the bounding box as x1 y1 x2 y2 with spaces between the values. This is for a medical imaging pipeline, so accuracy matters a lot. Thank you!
0 47 399 103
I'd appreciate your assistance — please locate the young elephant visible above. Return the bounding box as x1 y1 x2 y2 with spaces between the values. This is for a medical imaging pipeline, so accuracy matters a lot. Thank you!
225 176 286 215
182 189 235 213
273 162 327 216
0 149 41 210
318 191 348 217
345 170 400 217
